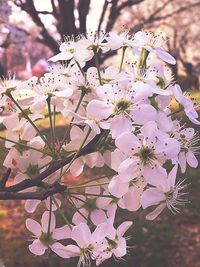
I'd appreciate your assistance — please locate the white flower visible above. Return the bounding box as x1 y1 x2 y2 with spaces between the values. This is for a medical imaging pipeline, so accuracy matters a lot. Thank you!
171 84 200 125
49 36 94 63
106 31 133 50
96 221 133 265
64 126 104 176
86 31 109 53
26 211 71 256
115 121 180 186
52 222 109 266
0 74 19 95
88 80 157 138
141 165 188 220
109 174 147 211
72 183 114 226
170 122 199 173
133 31 176 64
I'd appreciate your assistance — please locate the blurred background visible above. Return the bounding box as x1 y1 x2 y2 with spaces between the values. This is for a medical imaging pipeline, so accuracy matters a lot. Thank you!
0 0 200 267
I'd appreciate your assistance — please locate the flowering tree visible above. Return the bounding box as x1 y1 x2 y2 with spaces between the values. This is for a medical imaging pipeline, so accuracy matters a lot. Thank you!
0 30 199 266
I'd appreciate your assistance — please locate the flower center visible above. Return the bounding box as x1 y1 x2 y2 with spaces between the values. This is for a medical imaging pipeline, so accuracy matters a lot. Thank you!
106 237 118 250
26 164 40 177
84 198 97 212
129 176 141 187
165 188 174 200
138 146 155 165
39 232 54 246
114 99 131 114
67 48 75 54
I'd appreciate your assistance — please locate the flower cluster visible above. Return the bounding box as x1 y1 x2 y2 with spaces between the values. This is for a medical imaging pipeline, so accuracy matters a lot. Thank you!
0 30 199 266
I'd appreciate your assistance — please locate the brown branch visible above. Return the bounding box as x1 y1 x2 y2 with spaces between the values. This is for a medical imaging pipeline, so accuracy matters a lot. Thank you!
37 11 53 15
105 0 144 33
1 131 103 196
117 0 144 12
15 0 59 53
146 1 200 24
143 0 172 24
78 0 90 34
0 182 66 200
0 168 11 189
130 0 173 32
97 0 109 34
51 0 58 19
57 0 77 37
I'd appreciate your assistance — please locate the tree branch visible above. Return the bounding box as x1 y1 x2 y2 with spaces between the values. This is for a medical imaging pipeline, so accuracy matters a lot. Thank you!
145 1 200 25
16 0 59 53
0 131 103 197
78 0 90 34
117 0 144 12
97 0 109 34
37 11 53 15
0 182 66 200
0 168 11 189
51 0 58 19
105 0 144 33
57 0 77 37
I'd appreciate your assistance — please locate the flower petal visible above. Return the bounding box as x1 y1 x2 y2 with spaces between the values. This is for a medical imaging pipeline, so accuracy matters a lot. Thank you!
146 203 166 220
156 48 176 65
186 150 198 168
50 242 71 258
26 218 42 237
29 240 46 255
71 223 92 247
25 200 41 213
87 100 113 119
41 211 56 233
141 188 165 209
90 209 107 225
52 225 71 240
117 221 133 237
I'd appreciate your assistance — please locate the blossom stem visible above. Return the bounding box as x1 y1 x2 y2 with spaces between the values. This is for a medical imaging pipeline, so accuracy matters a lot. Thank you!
167 107 184 117
6 92 55 157
75 60 84 76
59 128 92 180
47 197 53 238
93 47 102 85
53 105 56 139
70 195 89 204
95 129 110 148
52 196 72 229
68 196 94 225
58 91 85 152
68 182 109 189
119 46 127 72
70 192 114 198
70 174 113 188
138 48 149 70
0 136 52 156
47 96 56 154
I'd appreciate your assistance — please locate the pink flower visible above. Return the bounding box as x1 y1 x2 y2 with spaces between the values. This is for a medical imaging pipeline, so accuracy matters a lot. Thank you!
52 222 109 266
26 211 71 256
171 84 200 125
88 80 156 138
133 31 176 65
141 165 187 220
72 183 113 226
109 174 147 211
96 221 133 265
115 121 180 186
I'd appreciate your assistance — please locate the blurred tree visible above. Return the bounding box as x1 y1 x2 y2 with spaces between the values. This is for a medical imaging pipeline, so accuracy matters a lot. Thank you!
123 0 200 86
12 0 145 54
1 0 200 85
